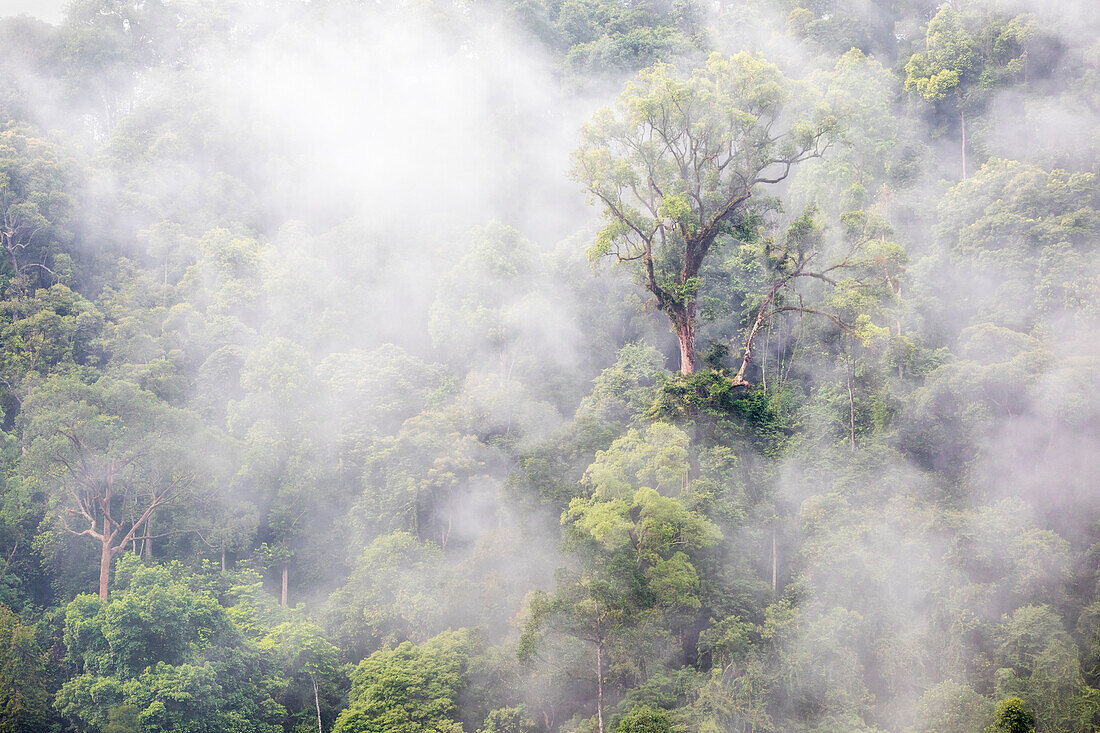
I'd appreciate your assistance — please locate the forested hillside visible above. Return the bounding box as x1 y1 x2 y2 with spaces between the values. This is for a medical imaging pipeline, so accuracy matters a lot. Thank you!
0 0 1098 731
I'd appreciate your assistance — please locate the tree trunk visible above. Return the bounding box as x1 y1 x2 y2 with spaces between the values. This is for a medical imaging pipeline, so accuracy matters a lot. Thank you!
99 539 112 601
281 563 288 607
960 107 967 180
761 324 770 392
441 509 452 550
221 548 226 572
771 527 777 593
672 305 696 376
846 357 856 453
596 641 605 733
311 672 323 733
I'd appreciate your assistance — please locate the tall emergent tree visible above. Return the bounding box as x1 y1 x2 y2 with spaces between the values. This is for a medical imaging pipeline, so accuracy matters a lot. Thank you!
574 52 835 374
520 424 719 733
19 376 207 599
904 4 1034 179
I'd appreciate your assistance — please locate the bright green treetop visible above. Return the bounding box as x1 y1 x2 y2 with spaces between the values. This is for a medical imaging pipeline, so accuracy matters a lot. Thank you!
574 52 835 374
987 697 1036 733
332 629 479 733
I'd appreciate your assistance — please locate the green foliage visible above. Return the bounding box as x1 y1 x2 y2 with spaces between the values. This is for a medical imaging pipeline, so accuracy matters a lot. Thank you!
0 3 1096 733
651 373 797 455
0 124 74 298
0 283 103 402
696 614 754 671
577 52 829 279
564 485 720 569
583 423 689 499
522 455 721 722
324 532 446 658
537 0 702 83
615 704 675 732
987 697 1035 733
905 4 1034 108
16 372 224 599
332 629 479 733
575 51 836 372
103 705 141 733
576 342 665 428
230 581 345 733
912 679 993 733
428 223 539 364
990 606 1099 732
480 705 536 733
935 159 1100 328
905 8 976 105
0 604 49 733
55 556 285 732
903 2 1044 176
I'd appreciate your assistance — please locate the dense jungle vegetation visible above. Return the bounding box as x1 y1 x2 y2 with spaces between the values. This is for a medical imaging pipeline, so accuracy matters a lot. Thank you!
0 0 1099 731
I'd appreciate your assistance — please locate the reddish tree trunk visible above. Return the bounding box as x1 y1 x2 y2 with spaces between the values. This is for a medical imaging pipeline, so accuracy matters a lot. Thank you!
99 539 112 601
671 304 696 376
